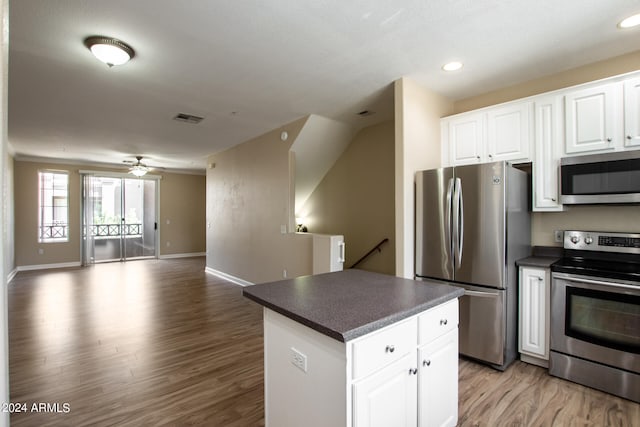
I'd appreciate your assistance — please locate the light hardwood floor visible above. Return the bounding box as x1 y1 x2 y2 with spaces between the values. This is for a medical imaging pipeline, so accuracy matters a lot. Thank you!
8 258 639 426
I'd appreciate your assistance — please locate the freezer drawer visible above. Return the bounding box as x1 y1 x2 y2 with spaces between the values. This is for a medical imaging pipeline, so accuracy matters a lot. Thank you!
458 284 506 367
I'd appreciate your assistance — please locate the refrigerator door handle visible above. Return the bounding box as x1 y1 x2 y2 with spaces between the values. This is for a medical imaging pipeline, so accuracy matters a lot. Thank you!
458 177 464 267
464 289 500 298
445 178 454 268
453 177 463 269
452 178 459 270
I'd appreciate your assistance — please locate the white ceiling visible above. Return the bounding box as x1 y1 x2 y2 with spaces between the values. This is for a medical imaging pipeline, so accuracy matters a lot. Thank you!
8 0 640 173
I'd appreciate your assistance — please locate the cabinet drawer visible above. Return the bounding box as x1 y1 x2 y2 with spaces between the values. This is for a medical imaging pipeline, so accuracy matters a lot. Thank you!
418 299 459 345
352 318 417 380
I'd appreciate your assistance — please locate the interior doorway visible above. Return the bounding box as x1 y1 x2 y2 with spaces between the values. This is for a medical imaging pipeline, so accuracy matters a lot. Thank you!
82 175 158 264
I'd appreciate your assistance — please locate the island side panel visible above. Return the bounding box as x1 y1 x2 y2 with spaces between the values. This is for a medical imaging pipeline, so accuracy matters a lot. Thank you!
264 308 348 427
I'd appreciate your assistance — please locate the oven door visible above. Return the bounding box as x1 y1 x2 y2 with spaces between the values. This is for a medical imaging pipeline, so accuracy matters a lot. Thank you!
551 272 640 373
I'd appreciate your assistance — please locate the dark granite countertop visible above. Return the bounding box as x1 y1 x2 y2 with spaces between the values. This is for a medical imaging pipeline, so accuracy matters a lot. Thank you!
516 256 559 268
242 269 464 343
517 246 562 268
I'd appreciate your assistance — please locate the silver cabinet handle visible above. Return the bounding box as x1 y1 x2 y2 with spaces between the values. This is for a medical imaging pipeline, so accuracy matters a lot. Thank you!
409 368 418 375
537 277 544 281
385 345 395 353
423 360 431 367
607 137 612 143
488 154 493 159
628 135 633 140
476 156 481 160
440 319 448 325
551 198 556 202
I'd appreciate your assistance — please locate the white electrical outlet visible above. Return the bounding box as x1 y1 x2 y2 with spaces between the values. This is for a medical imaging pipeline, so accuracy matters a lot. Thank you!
554 230 563 243
291 347 307 373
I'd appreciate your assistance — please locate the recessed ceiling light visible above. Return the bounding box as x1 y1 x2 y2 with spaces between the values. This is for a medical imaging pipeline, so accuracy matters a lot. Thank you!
442 61 463 72
618 13 640 29
84 36 135 67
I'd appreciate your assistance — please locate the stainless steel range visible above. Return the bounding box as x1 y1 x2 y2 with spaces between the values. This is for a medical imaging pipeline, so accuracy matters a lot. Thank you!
550 231 639 402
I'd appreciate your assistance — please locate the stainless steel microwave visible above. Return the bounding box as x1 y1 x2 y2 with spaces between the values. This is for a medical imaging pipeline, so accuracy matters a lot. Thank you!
560 150 640 204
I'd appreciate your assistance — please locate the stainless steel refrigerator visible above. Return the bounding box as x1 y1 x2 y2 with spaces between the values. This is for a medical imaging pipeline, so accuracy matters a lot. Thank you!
415 161 530 370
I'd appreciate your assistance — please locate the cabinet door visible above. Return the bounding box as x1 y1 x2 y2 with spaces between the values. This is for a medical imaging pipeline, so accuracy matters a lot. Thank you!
448 113 485 165
487 102 532 162
418 329 458 427
564 83 620 154
624 77 640 148
533 96 563 211
519 267 549 359
353 353 418 427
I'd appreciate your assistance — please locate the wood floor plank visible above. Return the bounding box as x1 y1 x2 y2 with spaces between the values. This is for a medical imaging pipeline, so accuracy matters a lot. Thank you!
8 258 639 426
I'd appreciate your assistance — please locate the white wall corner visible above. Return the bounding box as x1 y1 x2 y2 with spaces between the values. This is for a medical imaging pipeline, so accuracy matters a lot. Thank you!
290 114 356 215
1 0 10 424
394 77 453 279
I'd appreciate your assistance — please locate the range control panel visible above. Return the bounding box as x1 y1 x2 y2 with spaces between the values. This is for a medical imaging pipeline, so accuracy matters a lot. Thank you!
564 231 640 254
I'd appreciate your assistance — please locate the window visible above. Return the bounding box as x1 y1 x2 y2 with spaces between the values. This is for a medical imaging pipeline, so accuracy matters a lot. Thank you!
38 171 69 242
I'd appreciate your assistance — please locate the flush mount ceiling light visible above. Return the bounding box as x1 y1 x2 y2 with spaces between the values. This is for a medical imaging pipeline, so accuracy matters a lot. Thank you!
127 156 150 177
442 61 463 72
84 36 135 67
618 13 640 29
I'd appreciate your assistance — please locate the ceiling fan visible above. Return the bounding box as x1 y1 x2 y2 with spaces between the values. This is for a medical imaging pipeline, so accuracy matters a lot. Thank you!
124 156 151 177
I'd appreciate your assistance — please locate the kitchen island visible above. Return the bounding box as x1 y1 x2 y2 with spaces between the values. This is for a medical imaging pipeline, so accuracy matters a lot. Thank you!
243 269 464 427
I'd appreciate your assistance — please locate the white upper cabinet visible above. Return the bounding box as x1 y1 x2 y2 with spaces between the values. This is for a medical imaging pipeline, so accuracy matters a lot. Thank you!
443 103 532 166
564 82 621 154
447 113 485 165
487 102 533 162
533 96 563 211
624 77 640 148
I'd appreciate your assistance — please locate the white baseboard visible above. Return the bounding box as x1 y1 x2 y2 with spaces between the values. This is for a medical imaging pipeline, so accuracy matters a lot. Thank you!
159 252 206 259
205 267 254 287
16 261 82 272
7 268 17 283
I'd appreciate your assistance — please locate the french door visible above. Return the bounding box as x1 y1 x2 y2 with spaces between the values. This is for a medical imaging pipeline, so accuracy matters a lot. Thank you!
82 175 158 264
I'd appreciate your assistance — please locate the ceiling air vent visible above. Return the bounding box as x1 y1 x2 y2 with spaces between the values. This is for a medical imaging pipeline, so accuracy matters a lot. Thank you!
173 113 204 124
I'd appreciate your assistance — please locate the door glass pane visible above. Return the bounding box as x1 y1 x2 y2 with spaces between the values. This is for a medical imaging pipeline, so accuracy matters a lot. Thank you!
92 177 123 262
123 179 156 259
84 176 156 263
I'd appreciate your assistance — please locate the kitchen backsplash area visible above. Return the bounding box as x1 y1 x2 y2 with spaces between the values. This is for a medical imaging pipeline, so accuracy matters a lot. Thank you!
531 204 640 246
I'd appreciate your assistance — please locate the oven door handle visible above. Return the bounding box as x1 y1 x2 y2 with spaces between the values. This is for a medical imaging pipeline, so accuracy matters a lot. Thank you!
556 274 639 290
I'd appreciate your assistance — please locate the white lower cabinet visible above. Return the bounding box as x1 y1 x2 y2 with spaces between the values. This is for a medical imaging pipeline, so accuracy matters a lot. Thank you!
353 353 418 427
352 300 459 427
418 329 458 427
263 299 459 427
518 267 550 367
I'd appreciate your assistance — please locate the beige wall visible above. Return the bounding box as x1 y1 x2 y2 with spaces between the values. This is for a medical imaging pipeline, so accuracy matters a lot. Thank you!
298 121 395 275
532 205 640 246
159 172 206 256
1 0 9 421
4 154 14 276
395 77 454 278
14 160 205 267
206 117 313 284
453 50 640 113
452 50 640 247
